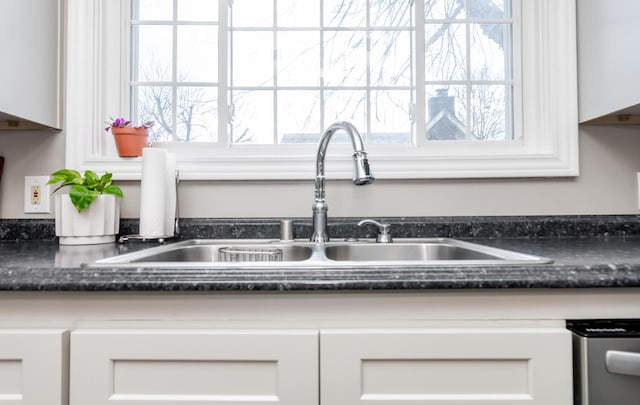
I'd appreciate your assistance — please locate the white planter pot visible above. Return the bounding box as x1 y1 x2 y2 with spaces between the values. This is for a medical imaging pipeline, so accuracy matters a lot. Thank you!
54 194 121 245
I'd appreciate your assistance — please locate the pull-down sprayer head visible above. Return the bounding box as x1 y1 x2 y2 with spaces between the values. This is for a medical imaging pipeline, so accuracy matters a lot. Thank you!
352 150 374 185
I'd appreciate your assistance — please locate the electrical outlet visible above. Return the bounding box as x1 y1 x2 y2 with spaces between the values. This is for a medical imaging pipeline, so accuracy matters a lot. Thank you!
31 184 41 205
24 176 51 213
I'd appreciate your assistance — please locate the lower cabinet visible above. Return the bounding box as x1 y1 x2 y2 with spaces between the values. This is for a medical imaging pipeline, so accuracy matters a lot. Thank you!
70 329 319 405
321 328 573 405
0 329 68 405
69 326 572 405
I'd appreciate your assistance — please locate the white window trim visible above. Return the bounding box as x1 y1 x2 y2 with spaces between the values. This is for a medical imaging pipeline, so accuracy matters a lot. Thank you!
65 0 578 181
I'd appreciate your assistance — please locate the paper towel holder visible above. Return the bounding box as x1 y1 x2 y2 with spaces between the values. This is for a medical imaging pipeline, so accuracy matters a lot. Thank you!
118 170 180 244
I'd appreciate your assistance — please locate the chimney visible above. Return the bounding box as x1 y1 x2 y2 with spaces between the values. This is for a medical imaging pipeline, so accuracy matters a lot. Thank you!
428 88 455 120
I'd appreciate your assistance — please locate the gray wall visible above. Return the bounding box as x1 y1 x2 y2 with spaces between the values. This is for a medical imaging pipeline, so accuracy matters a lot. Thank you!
1 124 639 219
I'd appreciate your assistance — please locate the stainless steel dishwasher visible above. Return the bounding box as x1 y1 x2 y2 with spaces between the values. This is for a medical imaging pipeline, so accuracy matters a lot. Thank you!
568 319 640 405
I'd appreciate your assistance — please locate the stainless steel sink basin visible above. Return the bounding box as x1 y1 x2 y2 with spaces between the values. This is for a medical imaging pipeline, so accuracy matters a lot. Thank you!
325 242 508 261
92 238 552 268
123 243 313 263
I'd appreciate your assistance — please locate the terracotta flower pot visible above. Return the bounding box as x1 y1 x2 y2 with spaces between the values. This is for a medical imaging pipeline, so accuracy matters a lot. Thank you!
111 127 149 157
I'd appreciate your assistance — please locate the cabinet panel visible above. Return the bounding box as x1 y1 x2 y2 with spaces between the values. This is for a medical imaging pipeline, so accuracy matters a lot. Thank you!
360 358 529 398
0 330 68 405
112 359 278 398
70 329 318 405
321 328 572 405
0 360 21 397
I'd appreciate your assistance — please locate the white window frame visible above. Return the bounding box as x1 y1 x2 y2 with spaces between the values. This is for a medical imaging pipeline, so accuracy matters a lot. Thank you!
65 0 578 181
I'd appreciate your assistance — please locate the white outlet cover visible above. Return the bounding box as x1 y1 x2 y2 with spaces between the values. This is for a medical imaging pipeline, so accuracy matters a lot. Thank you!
24 176 51 213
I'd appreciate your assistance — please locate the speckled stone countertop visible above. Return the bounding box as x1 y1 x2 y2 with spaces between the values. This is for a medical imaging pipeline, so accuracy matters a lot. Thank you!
0 216 639 292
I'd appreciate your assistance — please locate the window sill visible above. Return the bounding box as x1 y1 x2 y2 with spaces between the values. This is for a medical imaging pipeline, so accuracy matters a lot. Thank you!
77 142 579 181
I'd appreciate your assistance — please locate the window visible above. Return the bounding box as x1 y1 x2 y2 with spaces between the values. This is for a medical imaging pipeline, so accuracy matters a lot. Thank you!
131 0 415 146
130 0 220 142
66 0 579 180
423 0 515 142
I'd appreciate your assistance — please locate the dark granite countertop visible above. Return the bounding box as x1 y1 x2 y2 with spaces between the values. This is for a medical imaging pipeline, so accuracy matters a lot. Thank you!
0 236 639 292
0 215 640 291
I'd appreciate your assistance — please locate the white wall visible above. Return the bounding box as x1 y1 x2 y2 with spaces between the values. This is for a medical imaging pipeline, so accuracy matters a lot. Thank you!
0 125 639 219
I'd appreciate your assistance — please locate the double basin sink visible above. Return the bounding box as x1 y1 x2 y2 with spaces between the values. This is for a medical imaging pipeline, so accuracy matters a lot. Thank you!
93 238 552 268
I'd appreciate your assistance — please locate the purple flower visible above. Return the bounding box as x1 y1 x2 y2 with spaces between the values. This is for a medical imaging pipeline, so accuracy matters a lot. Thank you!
105 117 154 132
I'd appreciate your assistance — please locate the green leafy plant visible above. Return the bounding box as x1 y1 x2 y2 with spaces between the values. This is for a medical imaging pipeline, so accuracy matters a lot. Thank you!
47 169 123 212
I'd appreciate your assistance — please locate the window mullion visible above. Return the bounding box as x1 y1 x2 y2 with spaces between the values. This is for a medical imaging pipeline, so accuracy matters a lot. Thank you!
510 0 522 141
414 0 426 147
365 0 371 141
126 0 135 124
218 0 230 146
171 0 178 142
273 1 278 145
320 0 326 130
465 0 472 140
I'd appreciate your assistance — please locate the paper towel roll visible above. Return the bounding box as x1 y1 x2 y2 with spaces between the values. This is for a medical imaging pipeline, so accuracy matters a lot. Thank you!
139 148 176 237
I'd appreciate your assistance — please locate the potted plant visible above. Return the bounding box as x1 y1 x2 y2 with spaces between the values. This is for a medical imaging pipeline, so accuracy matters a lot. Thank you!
105 117 154 157
47 169 123 245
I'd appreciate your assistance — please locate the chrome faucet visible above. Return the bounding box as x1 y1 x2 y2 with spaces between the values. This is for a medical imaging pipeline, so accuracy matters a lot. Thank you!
310 121 374 243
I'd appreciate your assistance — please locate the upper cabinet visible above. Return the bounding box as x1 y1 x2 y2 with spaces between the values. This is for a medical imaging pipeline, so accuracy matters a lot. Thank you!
0 0 62 130
578 0 640 124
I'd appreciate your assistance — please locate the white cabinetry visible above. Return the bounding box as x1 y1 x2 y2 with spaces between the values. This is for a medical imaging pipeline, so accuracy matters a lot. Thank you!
577 0 640 124
0 330 68 405
321 328 572 405
70 329 319 405
0 0 62 130
69 326 572 405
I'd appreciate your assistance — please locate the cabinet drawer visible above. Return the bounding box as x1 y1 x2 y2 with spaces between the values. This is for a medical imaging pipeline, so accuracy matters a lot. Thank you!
321 328 572 405
70 329 318 405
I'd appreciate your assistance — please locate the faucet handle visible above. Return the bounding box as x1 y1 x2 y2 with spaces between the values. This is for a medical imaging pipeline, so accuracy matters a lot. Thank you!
357 219 393 243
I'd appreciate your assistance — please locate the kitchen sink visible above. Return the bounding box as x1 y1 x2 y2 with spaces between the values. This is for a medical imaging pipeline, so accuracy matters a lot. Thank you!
91 238 552 268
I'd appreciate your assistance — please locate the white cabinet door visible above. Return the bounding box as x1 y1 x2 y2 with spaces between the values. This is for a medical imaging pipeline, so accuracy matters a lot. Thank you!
0 329 68 405
70 329 318 405
577 0 640 123
321 328 572 405
0 0 61 129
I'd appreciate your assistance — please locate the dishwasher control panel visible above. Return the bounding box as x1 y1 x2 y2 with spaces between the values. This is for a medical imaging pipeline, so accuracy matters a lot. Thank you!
568 319 640 338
